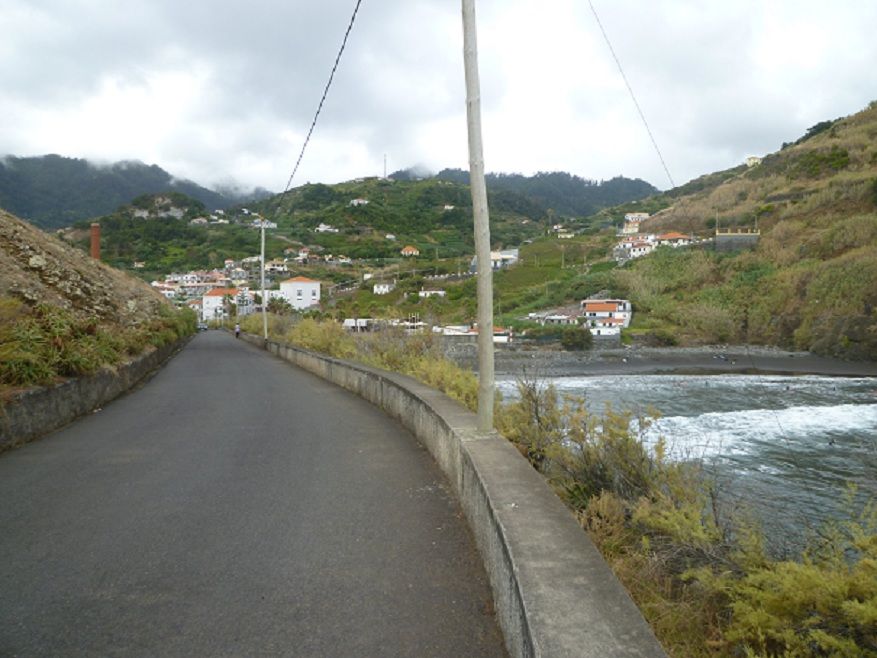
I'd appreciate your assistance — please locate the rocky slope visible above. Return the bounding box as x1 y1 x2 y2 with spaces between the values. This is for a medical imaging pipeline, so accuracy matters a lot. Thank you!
0 208 169 327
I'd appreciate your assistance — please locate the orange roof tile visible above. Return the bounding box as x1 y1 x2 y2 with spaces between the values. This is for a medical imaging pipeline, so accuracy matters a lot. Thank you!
204 287 239 297
282 276 319 283
583 302 622 313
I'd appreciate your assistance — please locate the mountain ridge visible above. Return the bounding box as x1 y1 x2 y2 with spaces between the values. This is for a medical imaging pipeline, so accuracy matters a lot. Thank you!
0 154 272 229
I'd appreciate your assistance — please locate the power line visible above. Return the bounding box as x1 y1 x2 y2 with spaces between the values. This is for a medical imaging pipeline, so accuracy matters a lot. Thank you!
587 1 676 189
282 0 364 195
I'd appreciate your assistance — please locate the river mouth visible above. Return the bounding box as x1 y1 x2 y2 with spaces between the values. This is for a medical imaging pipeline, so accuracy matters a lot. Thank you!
497 373 877 555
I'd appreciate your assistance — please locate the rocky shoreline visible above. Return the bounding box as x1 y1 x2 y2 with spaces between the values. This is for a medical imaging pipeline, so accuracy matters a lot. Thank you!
447 343 877 378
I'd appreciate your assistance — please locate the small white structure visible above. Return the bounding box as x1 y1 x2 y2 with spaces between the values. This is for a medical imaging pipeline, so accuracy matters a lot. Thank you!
316 223 339 233
745 156 763 167
401 245 420 257
656 232 692 248
373 282 396 295
588 317 626 337
614 239 655 262
265 259 289 274
280 276 321 310
418 289 446 298
621 212 650 235
349 198 369 207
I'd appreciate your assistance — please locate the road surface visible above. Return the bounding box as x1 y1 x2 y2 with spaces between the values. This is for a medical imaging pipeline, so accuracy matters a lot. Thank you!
0 331 506 657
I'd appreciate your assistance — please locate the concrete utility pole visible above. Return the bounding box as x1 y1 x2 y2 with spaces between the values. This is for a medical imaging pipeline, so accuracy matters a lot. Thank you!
260 219 268 341
462 0 494 432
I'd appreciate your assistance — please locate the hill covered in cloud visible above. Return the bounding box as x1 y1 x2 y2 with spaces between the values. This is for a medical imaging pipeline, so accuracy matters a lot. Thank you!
390 167 658 218
0 155 272 229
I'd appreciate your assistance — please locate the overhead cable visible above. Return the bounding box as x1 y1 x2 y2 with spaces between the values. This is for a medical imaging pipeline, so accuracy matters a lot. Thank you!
282 0 364 194
587 1 676 189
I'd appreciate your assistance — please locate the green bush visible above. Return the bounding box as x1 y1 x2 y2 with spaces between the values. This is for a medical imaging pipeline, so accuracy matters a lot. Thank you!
498 379 877 657
0 297 194 389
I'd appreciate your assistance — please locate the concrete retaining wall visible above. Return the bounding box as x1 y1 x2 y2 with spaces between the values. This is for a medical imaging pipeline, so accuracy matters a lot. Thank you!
0 338 188 451
242 334 667 658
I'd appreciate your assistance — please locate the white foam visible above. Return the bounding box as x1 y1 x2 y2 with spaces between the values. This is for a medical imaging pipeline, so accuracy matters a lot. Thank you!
645 403 877 459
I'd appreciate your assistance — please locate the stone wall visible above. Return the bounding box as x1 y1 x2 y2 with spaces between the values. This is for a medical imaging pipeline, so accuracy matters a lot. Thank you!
0 338 188 451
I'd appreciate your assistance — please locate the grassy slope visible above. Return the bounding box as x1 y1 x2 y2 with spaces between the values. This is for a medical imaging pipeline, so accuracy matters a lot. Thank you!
609 102 877 358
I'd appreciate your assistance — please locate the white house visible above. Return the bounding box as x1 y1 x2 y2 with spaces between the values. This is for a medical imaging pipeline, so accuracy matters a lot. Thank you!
622 212 650 235
489 248 520 270
745 156 763 167
418 289 446 298
349 198 369 207
588 317 626 337
581 299 633 328
265 259 289 274
373 281 396 295
280 276 321 310
614 238 655 262
656 232 692 247
202 287 240 322
316 223 339 233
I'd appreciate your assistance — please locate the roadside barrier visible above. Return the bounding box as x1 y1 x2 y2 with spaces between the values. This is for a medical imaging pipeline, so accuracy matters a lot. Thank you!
242 333 666 658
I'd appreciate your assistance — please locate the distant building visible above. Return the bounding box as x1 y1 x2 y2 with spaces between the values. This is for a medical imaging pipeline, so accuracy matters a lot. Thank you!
280 276 321 310
581 298 632 331
656 232 692 247
349 198 369 207
265 259 288 274
745 156 763 167
622 213 650 235
401 245 420 257
373 281 396 295
418 289 446 298
202 287 240 322
316 223 339 233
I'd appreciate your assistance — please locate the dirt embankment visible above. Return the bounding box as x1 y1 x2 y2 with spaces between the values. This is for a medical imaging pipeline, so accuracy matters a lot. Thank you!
0 209 167 325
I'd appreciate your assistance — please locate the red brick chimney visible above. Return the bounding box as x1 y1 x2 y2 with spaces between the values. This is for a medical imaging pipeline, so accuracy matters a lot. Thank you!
90 223 100 260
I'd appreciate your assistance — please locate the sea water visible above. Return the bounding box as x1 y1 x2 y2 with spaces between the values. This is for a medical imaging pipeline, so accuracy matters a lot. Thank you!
497 374 877 552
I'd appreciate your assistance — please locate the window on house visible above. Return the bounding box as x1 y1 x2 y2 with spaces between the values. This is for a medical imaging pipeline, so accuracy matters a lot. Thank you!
311 290 317 297
296 290 302 298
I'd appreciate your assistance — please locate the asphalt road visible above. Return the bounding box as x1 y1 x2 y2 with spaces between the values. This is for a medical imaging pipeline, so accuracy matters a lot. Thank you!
0 331 507 657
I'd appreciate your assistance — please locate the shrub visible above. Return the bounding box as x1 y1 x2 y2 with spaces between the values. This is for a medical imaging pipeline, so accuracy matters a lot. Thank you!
497 379 877 657
288 318 356 358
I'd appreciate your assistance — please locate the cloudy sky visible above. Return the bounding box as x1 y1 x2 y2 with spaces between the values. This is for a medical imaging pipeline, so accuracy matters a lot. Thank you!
2 0 876 193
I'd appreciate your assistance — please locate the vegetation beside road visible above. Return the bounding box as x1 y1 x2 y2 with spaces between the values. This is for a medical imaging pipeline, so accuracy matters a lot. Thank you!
0 296 195 391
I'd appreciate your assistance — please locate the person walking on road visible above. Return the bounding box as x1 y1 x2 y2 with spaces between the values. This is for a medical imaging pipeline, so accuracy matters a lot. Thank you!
234 323 241 338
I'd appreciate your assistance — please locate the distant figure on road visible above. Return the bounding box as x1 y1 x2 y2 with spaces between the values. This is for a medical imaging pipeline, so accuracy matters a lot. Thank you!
234 323 241 339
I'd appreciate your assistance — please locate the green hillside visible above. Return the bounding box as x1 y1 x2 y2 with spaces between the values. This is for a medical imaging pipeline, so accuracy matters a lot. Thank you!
574 101 877 359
